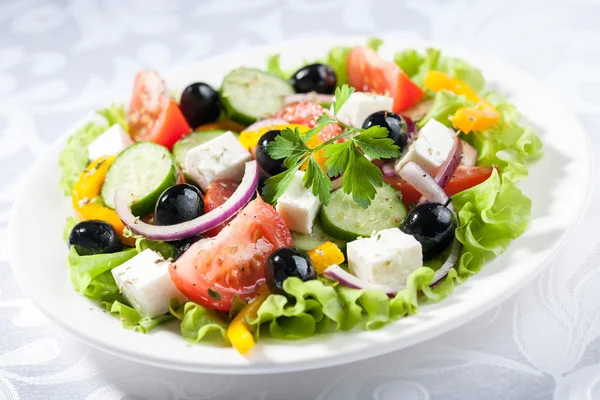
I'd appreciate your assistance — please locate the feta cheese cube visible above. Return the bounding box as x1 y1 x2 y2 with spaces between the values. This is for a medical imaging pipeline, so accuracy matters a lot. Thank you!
275 171 321 234
347 228 423 289
184 131 252 190
395 118 456 175
87 124 133 161
334 92 394 128
111 249 187 319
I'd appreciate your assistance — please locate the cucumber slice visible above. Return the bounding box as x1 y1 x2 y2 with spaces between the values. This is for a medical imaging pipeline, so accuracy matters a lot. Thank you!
320 184 408 241
292 220 347 252
172 130 232 167
220 67 294 125
102 142 176 217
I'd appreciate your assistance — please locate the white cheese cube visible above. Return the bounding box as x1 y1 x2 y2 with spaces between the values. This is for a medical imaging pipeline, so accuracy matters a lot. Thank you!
395 118 456 175
111 249 187 319
334 92 394 128
184 131 252 190
347 228 423 289
275 171 321 234
87 124 133 161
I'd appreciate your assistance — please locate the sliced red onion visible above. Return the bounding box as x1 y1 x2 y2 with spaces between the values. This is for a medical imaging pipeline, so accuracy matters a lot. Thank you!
283 93 335 106
430 238 462 287
460 140 478 166
397 161 463 287
404 116 417 146
241 118 288 133
330 175 343 191
398 161 454 212
324 265 397 297
381 161 396 177
433 137 462 189
115 161 259 241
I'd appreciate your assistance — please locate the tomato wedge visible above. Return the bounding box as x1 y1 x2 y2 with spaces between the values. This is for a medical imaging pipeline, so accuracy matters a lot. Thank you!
203 179 240 237
384 165 495 206
127 71 191 150
347 46 425 113
170 198 293 311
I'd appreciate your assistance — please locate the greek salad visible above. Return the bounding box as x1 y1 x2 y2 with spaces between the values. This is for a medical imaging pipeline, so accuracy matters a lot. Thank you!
59 39 542 354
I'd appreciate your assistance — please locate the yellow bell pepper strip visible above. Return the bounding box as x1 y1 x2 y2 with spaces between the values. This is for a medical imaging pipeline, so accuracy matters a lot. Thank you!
300 133 328 172
71 156 135 246
452 101 500 134
424 71 500 133
307 242 345 274
424 71 480 103
227 284 271 355
239 123 308 150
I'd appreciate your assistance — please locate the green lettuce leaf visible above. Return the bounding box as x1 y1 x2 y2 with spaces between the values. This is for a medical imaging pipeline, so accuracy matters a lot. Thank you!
66 237 172 333
417 90 473 128
67 246 137 293
466 99 544 182
396 48 485 92
103 300 173 333
58 104 127 195
452 169 531 280
170 301 229 343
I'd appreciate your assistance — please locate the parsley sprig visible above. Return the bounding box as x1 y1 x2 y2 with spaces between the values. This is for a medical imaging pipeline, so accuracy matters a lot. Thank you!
262 85 401 209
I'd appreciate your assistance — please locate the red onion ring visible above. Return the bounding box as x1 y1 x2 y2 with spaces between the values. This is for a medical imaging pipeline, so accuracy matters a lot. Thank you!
324 265 397 297
115 161 259 241
331 175 343 191
460 140 478 166
434 137 462 189
398 161 463 287
398 161 455 212
283 93 335 106
241 118 289 133
381 161 396 177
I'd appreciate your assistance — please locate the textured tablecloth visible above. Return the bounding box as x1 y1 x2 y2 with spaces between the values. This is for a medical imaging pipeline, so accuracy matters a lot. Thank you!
1 0 599 399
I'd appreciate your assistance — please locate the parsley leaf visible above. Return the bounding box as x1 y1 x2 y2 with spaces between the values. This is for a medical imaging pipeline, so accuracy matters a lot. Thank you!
267 127 309 168
262 164 302 204
353 126 401 159
341 143 384 208
304 157 332 205
333 85 354 116
262 83 400 208
324 141 352 177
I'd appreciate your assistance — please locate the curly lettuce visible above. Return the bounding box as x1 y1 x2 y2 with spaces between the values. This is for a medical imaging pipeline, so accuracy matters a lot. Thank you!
58 104 127 195
452 169 531 279
170 301 229 343
65 238 174 333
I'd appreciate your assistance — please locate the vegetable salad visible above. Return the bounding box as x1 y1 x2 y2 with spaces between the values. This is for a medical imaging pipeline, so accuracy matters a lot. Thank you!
59 38 542 355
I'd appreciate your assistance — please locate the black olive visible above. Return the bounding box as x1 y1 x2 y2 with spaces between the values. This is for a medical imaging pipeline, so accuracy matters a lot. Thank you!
290 63 337 94
155 184 204 226
362 111 409 149
256 130 286 176
179 82 221 129
251 175 269 201
172 235 205 260
265 247 316 295
401 202 456 261
68 220 122 256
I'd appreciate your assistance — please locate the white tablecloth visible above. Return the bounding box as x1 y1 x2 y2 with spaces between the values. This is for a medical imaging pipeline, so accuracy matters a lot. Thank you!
1 0 599 399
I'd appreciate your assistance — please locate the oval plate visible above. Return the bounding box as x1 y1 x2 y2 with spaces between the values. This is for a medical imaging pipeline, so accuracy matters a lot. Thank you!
7 35 593 374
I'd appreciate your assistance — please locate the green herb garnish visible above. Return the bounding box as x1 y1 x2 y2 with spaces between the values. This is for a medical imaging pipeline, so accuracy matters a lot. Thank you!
263 84 401 208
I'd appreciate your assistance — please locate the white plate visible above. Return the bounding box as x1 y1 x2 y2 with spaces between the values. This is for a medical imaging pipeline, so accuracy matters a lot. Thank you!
7 35 593 374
